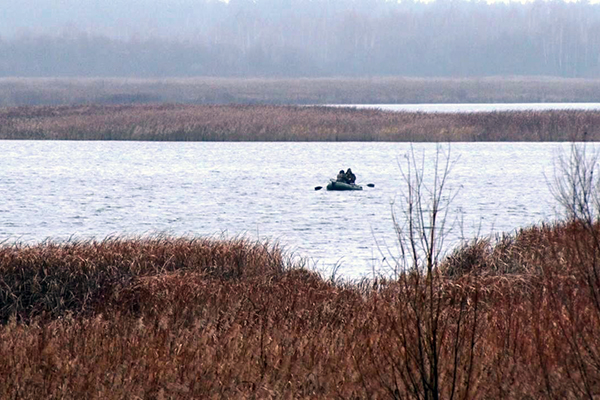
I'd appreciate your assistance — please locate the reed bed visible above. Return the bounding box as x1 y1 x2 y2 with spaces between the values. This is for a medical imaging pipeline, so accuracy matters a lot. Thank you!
1 221 600 398
1 103 599 141
0 237 288 324
2 77 600 107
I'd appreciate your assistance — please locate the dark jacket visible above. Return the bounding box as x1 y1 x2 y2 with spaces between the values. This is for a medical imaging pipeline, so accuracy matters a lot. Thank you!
346 170 356 184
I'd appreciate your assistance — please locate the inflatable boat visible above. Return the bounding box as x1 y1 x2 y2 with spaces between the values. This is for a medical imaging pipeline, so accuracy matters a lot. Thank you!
326 180 363 191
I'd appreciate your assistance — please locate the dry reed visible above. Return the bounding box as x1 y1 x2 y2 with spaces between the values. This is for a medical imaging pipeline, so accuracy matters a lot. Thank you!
1 103 599 141
1 222 600 398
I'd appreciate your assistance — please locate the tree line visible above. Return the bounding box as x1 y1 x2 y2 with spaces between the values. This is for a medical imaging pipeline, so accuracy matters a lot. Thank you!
1 0 600 78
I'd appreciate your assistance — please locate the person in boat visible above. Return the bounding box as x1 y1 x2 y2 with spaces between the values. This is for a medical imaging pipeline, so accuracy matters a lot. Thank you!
336 170 347 182
345 168 356 184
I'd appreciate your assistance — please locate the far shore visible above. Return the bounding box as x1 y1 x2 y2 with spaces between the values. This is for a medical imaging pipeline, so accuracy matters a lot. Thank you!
0 103 598 141
3 76 600 107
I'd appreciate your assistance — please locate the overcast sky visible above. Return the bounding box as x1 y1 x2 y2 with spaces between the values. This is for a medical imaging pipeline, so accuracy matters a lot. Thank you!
2 0 600 77
2 0 598 39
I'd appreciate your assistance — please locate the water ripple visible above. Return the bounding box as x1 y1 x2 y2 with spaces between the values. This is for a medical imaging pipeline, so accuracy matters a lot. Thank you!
0 141 572 278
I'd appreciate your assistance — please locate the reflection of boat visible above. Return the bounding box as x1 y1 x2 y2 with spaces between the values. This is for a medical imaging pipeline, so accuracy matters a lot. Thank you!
326 179 363 191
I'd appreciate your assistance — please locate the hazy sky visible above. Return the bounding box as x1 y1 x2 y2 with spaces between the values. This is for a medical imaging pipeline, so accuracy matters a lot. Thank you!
1 0 598 39
2 0 600 77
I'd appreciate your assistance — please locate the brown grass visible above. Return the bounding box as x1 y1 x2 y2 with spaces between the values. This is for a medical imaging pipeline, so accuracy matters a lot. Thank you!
1 103 599 141
0 236 288 324
2 221 600 398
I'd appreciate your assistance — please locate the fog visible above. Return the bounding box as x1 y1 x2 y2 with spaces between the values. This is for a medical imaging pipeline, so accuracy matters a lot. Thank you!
1 0 600 77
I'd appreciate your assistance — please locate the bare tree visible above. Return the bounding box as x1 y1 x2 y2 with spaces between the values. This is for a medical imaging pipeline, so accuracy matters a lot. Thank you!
366 145 480 400
391 144 459 278
551 140 600 225
547 140 600 397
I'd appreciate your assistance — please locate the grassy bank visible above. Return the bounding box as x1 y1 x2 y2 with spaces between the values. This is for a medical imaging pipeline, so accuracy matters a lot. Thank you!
1 103 599 141
1 221 600 398
2 77 600 107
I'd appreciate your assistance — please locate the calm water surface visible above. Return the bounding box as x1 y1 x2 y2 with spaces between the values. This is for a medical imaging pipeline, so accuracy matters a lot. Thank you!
0 141 579 278
333 103 600 113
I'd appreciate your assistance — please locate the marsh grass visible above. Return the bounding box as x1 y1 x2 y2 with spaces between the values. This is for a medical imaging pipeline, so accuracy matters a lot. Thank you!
1 224 600 398
1 103 599 141
0 237 288 324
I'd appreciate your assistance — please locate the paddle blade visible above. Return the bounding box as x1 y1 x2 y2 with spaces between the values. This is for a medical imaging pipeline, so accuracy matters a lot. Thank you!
314 186 323 191
367 183 375 188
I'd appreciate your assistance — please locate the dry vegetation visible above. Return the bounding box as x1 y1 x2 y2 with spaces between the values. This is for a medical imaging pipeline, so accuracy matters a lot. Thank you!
1 103 599 141
1 221 600 398
2 77 600 107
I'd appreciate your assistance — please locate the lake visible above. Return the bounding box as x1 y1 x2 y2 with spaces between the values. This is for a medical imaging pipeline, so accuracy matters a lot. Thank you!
331 103 600 113
0 140 580 279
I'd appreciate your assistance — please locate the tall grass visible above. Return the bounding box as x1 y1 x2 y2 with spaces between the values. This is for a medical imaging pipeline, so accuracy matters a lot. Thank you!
1 225 600 398
0 237 288 324
1 103 599 141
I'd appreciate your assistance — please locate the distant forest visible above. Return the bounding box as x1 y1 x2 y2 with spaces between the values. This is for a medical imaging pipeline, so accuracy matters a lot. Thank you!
2 0 600 78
